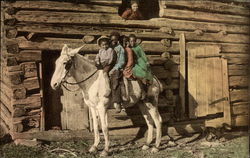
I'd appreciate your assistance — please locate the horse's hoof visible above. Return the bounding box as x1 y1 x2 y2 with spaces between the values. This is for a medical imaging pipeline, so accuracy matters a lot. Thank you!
151 147 159 153
100 150 108 157
89 146 97 153
142 145 150 150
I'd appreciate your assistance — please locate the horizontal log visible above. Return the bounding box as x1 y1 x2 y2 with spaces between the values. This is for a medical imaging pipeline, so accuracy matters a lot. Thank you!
7 1 118 13
232 115 249 127
20 62 38 78
228 64 248 70
161 8 249 25
11 121 205 141
230 89 249 102
14 10 249 33
12 94 41 109
14 37 250 54
0 81 26 99
16 23 250 44
16 50 42 62
229 76 249 88
108 112 170 129
4 71 23 85
227 58 249 65
86 0 121 5
232 102 249 115
187 42 250 53
4 65 22 72
228 69 249 76
23 77 40 91
151 66 179 78
161 1 250 16
5 27 18 39
12 114 40 124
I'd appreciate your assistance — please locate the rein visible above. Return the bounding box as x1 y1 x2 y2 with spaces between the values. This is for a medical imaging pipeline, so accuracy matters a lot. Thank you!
61 64 98 92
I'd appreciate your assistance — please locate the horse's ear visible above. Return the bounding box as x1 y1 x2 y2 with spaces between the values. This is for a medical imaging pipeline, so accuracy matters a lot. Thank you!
61 44 69 55
68 45 84 56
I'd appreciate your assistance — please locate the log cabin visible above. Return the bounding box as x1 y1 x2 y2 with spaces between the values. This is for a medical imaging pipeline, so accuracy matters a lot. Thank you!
0 0 249 145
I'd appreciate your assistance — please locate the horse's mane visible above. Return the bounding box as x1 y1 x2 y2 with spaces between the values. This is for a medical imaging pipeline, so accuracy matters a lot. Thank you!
73 54 97 74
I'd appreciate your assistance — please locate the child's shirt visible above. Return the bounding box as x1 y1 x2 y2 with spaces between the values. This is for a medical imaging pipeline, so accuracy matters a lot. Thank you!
111 44 125 71
95 48 115 68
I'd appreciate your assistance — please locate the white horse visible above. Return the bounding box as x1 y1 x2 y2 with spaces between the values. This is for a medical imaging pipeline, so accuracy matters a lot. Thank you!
50 44 164 156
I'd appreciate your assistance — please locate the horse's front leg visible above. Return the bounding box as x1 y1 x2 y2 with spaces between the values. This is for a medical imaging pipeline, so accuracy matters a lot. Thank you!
89 107 100 153
97 104 109 157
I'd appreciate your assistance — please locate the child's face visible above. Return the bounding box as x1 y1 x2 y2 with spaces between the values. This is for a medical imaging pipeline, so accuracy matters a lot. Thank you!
131 3 138 12
110 36 119 47
100 41 109 50
129 37 136 47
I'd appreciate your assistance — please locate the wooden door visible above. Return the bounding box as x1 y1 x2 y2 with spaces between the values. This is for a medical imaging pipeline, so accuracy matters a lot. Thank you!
188 45 231 127
60 76 89 130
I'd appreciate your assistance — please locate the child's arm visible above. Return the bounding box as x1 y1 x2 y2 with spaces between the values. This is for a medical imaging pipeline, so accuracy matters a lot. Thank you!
121 9 132 20
113 47 125 71
95 51 100 64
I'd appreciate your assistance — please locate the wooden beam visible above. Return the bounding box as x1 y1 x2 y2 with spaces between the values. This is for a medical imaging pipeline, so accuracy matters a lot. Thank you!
13 10 249 33
20 62 38 78
232 102 249 115
229 76 249 87
179 33 186 118
232 115 249 127
16 23 250 44
161 8 249 25
230 89 249 102
16 50 42 62
11 122 205 141
6 1 118 13
0 80 26 99
222 58 231 126
14 37 250 53
161 1 250 16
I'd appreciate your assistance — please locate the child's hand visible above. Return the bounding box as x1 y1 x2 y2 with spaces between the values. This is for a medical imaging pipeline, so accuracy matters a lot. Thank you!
95 63 103 69
109 69 115 76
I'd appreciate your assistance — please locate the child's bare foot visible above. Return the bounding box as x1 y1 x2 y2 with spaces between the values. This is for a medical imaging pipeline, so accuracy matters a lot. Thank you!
114 103 121 113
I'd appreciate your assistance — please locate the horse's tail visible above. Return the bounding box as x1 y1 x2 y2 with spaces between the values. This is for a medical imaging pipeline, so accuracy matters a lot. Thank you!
153 75 164 93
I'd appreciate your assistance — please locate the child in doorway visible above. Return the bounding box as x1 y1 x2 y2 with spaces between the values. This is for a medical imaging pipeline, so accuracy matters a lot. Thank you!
121 1 144 20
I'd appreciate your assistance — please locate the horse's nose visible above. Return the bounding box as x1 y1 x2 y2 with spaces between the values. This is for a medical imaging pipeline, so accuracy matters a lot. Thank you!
53 83 58 88
52 82 58 89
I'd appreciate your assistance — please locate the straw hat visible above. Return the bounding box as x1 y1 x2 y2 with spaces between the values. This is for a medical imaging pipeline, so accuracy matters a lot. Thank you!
97 35 110 46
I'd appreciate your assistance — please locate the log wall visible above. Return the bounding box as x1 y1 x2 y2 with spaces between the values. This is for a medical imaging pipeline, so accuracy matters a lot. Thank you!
1 0 249 141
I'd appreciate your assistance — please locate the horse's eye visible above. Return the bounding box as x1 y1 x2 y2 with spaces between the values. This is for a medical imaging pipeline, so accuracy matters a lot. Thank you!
65 61 72 70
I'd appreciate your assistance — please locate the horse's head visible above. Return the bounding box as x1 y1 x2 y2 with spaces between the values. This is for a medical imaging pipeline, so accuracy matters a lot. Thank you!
50 44 83 90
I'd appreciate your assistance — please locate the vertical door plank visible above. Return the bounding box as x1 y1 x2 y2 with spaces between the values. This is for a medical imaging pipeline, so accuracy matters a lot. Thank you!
222 58 231 126
188 48 197 118
179 33 186 117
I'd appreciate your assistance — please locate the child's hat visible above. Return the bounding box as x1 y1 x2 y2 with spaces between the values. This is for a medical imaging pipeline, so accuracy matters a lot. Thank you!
97 35 110 46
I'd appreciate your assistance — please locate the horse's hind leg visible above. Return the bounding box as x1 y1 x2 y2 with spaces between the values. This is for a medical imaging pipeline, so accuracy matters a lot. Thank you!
145 103 162 153
89 107 100 153
138 103 154 150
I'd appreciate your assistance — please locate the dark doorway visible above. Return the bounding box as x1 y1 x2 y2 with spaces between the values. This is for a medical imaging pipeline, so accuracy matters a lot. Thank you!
42 51 63 130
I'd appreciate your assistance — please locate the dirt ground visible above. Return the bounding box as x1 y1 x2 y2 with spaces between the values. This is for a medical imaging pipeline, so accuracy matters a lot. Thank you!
0 131 248 158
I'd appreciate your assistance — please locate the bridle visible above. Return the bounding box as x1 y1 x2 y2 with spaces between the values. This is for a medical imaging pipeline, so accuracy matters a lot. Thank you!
60 57 98 92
